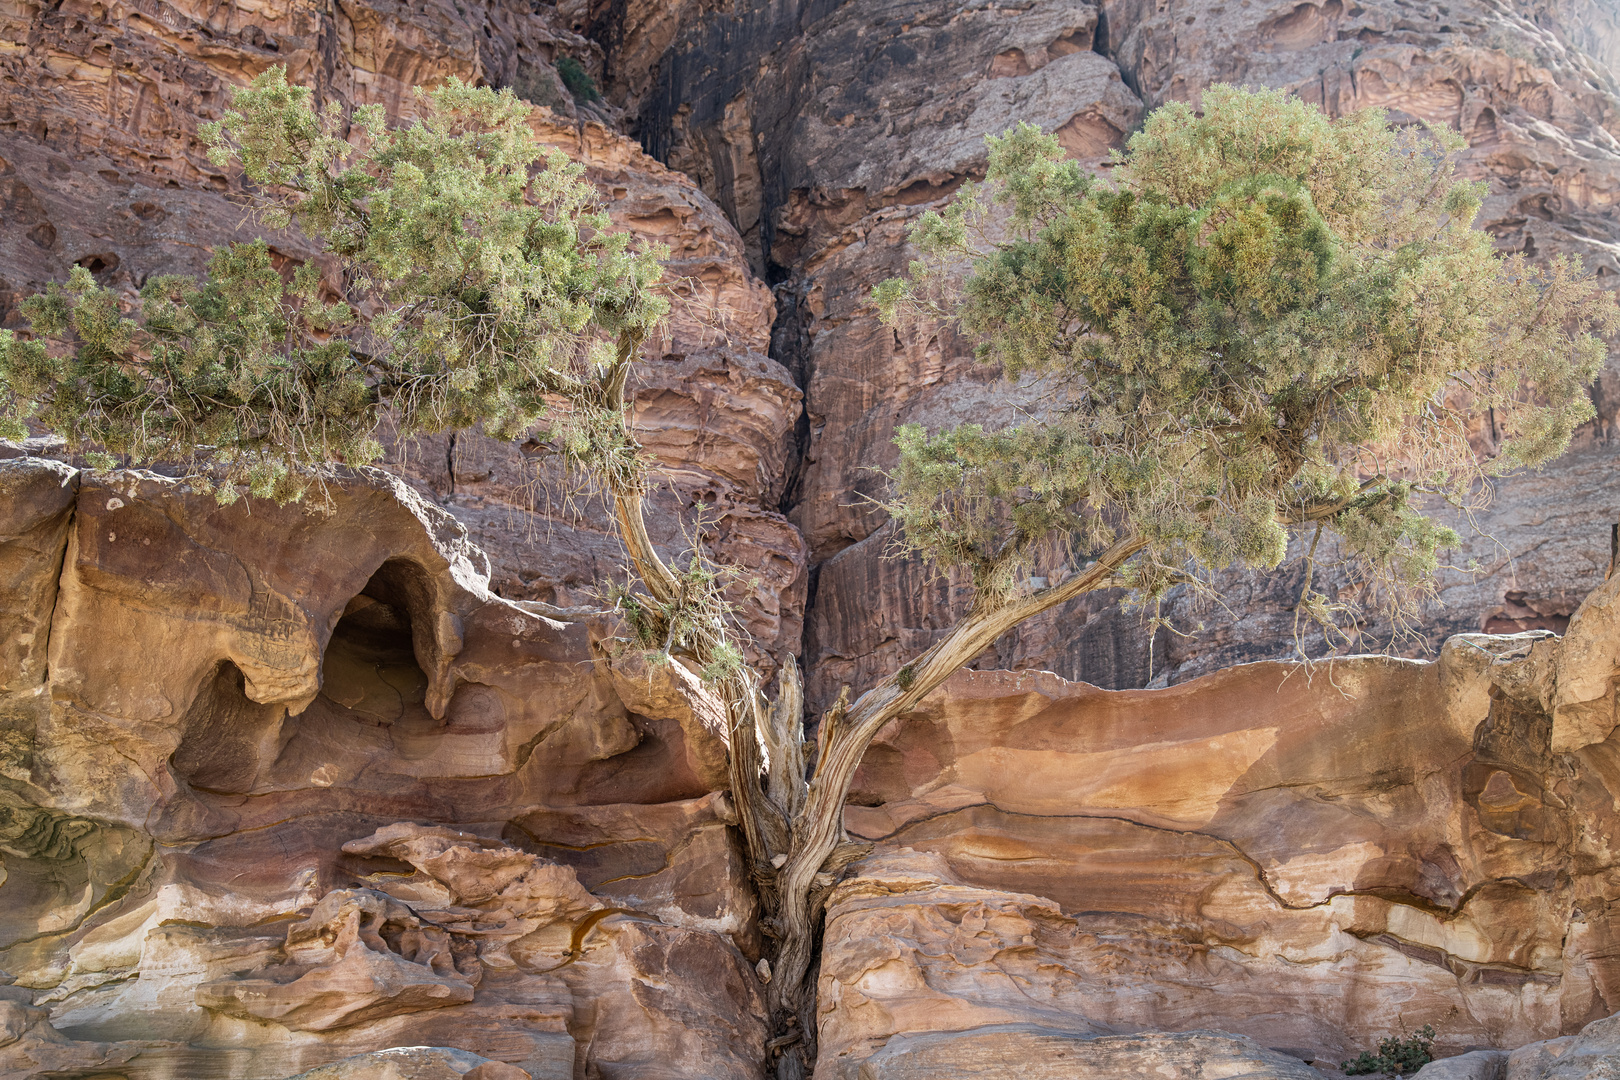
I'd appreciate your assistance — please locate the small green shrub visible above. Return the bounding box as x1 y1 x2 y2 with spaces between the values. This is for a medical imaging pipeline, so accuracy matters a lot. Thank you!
1341 1025 1436 1077
509 61 568 111
555 56 600 103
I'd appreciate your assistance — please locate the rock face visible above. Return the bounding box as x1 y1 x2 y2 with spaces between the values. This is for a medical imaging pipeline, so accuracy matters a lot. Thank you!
587 0 1620 706
5 0 1620 1076
815 589 1620 1076
0 459 765 1079
2 459 1617 1078
0 0 807 675
846 1025 1323 1080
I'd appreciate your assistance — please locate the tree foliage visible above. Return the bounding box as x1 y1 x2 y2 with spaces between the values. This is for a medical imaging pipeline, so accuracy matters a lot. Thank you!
0 67 666 502
876 87 1616 630
3 75 1616 1078
1341 1024 1437 1077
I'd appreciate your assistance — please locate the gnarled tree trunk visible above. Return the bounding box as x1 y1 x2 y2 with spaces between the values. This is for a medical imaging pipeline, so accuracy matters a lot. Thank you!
597 329 1150 1077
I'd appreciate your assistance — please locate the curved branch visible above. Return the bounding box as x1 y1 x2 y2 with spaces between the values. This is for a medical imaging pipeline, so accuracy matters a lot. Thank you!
1282 475 1389 525
765 529 1147 1018
599 328 681 605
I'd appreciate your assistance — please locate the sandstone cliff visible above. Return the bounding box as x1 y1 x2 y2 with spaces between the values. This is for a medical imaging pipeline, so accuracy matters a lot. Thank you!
581 0 1620 707
0 464 1617 1078
3 0 1620 1076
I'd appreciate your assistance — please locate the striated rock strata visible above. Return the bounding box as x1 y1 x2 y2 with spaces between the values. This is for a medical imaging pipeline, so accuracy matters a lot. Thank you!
0 459 1617 1077
0 459 765 1079
815 573 1620 1076
597 0 1620 704
4 0 1620 1076
0 0 807 673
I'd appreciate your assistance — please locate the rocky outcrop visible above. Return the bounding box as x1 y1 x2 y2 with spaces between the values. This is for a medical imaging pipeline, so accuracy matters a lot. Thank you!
0 459 765 1079
599 0 1620 707
5 0 1620 1076
816 582 1620 1076
0 0 807 674
844 1025 1323 1080
0 461 1618 1078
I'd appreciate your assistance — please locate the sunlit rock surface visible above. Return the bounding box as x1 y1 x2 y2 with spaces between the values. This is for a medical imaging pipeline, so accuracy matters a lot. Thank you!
0 0 807 678
3 0 1620 1075
817 576 1620 1076
0 460 764 1079
0 461 1616 1077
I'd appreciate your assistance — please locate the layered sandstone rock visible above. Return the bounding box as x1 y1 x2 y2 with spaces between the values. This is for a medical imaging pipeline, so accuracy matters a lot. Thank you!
0 459 765 1079
847 1025 1323 1080
814 578 1620 1076
605 0 1620 706
4 0 1620 1076
0 0 807 672
0 466 1617 1078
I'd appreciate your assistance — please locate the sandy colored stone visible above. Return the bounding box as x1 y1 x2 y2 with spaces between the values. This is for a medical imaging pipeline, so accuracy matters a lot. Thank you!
0 459 76 697
1503 1013 1620 1077
817 606 1620 1075
5 1 1620 1077
0 463 766 1079
847 1024 1322 1080
281 1047 530 1080
1552 571 1620 752
508 792 759 951
1415 1050 1511 1079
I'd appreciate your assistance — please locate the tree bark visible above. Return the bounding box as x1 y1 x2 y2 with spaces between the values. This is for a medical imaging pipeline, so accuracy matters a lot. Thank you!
594 330 1150 1077
761 531 1148 1069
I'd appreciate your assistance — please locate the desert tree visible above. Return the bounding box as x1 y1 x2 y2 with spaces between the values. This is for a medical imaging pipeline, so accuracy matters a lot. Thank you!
0 74 1613 1079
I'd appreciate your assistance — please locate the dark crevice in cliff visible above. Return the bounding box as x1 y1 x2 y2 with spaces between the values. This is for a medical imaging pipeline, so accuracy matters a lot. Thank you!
37 501 76 693
445 432 458 501
317 561 433 728
1092 3 1111 58
634 2 820 277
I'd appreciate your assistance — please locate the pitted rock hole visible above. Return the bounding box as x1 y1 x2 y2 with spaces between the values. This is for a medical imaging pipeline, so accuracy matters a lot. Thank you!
320 561 431 725
172 660 286 793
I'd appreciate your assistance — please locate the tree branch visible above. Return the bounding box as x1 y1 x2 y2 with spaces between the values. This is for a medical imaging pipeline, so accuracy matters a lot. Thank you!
764 529 1147 1019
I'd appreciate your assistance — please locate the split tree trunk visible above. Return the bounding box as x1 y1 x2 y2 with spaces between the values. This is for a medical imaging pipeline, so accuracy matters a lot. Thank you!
595 330 1148 1077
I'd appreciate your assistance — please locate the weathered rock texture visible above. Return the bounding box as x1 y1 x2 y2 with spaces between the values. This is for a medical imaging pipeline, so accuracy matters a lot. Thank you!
818 573 1620 1076
5 461 1619 1078
585 0 1620 707
0 0 807 675
5 0 1620 1076
0 459 766 1079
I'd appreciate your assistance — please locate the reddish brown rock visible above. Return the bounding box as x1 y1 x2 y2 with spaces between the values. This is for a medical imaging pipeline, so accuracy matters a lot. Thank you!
4 0 1620 1076
0 461 765 1079
817 588 1620 1075
0 0 806 675
617 0 1620 704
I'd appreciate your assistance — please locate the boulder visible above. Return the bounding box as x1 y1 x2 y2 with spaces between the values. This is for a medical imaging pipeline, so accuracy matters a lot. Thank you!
847 1024 1322 1080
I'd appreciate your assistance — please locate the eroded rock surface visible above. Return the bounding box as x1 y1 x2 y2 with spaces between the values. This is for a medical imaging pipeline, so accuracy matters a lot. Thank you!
0 0 807 676
601 0 1620 706
0 460 765 1079
818 590 1620 1076
848 1025 1322 1080
0 467 1617 1078
4 0 1620 1076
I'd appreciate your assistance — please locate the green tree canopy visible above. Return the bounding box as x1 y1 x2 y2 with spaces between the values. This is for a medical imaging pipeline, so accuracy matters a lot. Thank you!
0 68 667 503
2 78 1616 1078
875 86 1616 631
